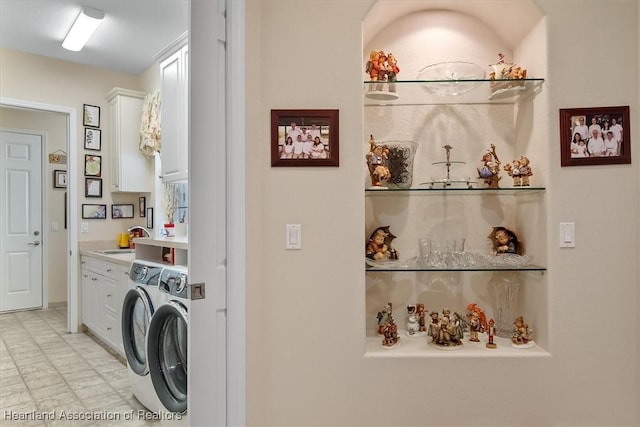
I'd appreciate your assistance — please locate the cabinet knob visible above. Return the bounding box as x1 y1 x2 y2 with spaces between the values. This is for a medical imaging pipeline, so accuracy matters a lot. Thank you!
106 294 111 297
91 277 97 281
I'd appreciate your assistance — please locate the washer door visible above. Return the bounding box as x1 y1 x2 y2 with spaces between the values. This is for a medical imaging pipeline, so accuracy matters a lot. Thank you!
121 287 154 375
148 300 188 414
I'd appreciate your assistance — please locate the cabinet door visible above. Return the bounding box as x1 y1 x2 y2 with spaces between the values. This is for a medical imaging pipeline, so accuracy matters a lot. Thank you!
160 46 188 182
109 90 154 192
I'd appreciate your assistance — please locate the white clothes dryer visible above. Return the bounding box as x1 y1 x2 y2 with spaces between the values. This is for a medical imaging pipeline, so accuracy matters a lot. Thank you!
147 265 189 424
121 260 165 413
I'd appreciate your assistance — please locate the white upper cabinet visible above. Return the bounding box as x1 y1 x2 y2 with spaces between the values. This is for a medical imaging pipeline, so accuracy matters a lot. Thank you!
107 88 154 193
156 32 189 183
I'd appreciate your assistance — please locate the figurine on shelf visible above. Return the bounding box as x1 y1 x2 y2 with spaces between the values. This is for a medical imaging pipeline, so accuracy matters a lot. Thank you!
519 156 532 186
416 303 427 333
366 135 392 188
386 53 400 92
428 308 463 348
376 302 392 335
504 158 522 186
489 53 528 80
365 50 381 82
406 305 419 336
366 226 398 261
466 303 487 342
511 316 534 347
489 226 521 255
381 314 400 348
477 144 501 188
486 318 497 349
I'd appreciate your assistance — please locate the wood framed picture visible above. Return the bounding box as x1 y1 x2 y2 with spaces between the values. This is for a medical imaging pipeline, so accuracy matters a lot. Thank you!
85 178 102 198
83 104 100 128
139 197 146 217
53 169 67 188
84 154 102 176
111 204 135 219
82 204 107 219
84 128 101 151
560 106 630 166
271 109 339 167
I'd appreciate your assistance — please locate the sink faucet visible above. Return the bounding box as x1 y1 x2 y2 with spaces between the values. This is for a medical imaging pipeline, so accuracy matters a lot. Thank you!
127 226 151 238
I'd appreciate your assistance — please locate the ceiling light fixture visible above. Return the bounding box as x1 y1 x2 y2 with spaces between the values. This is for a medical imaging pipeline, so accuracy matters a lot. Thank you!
62 7 105 52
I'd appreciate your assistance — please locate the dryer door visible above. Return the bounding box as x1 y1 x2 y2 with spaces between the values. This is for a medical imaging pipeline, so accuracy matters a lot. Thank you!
121 287 154 375
148 300 188 414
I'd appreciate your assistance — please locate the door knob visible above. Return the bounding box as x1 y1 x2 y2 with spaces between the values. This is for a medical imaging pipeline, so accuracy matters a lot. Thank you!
28 241 41 246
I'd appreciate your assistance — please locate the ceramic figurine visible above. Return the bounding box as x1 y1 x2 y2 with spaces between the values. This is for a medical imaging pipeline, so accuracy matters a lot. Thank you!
376 302 392 335
428 308 463 349
486 318 497 349
381 314 400 348
466 303 487 342
366 135 392 188
489 226 520 255
489 52 527 80
366 226 398 261
519 156 532 186
504 159 522 186
477 144 501 188
406 305 419 336
386 52 400 92
511 316 535 348
365 50 381 82
416 303 427 333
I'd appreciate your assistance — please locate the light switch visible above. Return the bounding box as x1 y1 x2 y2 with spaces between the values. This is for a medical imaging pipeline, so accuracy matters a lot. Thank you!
51 221 58 231
286 224 301 250
81 222 89 233
559 222 575 248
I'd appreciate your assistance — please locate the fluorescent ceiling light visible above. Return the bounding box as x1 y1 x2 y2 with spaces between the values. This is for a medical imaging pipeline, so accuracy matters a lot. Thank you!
62 7 105 51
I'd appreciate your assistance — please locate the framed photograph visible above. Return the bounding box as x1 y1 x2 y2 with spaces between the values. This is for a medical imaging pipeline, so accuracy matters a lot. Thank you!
82 204 107 219
271 109 339 167
139 197 146 217
85 178 102 198
53 169 67 188
84 154 102 176
64 192 67 229
111 204 135 219
84 128 101 151
83 104 100 128
146 207 154 229
560 106 630 166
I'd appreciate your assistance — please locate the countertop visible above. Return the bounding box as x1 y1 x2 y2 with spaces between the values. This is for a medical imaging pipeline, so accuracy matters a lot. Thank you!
80 250 136 266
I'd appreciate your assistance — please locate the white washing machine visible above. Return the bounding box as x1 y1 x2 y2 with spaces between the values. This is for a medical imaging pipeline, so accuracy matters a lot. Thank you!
147 265 189 424
121 260 165 413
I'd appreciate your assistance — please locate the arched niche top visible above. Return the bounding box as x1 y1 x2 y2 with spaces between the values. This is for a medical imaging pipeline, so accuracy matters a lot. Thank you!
363 0 544 49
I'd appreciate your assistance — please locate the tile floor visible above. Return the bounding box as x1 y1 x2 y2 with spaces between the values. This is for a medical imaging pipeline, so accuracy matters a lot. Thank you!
0 306 159 426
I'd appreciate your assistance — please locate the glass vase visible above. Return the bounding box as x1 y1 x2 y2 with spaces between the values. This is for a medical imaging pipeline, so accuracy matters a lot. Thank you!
490 274 521 338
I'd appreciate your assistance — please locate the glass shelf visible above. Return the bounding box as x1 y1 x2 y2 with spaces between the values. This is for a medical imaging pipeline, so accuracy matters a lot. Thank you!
365 186 545 196
363 78 544 106
366 264 546 273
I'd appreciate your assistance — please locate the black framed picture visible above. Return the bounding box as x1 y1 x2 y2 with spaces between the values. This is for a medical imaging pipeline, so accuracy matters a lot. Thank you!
111 204 135 219
84 154 102 177
53 170 67 188
85 178 102 198
139 197 146 217
84 128 101 151
83 104 100 127
146 207 154 229
82 204 107 219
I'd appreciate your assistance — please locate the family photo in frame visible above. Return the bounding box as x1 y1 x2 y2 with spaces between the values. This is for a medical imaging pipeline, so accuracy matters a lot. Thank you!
271 109 339 167
560 106 631 166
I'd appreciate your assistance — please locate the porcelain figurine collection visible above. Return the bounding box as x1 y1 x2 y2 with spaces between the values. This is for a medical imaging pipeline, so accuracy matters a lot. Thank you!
376 301 533 351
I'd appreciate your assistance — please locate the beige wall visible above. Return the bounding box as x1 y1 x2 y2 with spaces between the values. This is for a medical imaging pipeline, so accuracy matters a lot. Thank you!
0 108 68 304
244 0 639 425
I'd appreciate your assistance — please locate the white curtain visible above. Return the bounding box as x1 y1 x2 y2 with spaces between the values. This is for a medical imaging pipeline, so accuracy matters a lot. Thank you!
139 90 161 157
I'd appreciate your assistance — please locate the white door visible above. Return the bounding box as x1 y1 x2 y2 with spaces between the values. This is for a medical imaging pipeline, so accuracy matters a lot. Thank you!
0 130 43 312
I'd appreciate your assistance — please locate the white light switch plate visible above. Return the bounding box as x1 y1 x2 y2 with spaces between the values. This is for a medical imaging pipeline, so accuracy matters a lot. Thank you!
81 222 89 233
286 224 301 250
559 222 575 248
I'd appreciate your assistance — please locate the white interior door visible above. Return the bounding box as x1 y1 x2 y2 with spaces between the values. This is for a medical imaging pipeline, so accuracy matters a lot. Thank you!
0 130 43 312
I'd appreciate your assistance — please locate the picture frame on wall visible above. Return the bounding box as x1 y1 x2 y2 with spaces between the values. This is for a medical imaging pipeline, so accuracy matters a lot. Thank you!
84 128 101 151
84 154 102 176
271 109 339 167
559 106 631 166
53 170 67 188
85 178 102 198
139 197 146 217
83 104 100 127
146 207 154 229
82 204 107 219
112 204 135 219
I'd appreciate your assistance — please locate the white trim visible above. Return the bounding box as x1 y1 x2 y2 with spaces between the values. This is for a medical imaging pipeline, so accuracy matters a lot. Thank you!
0 97 79 333
226 0 246 424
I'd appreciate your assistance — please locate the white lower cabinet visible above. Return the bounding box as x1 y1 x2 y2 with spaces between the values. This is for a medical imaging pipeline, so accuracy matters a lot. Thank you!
81 256 129 356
